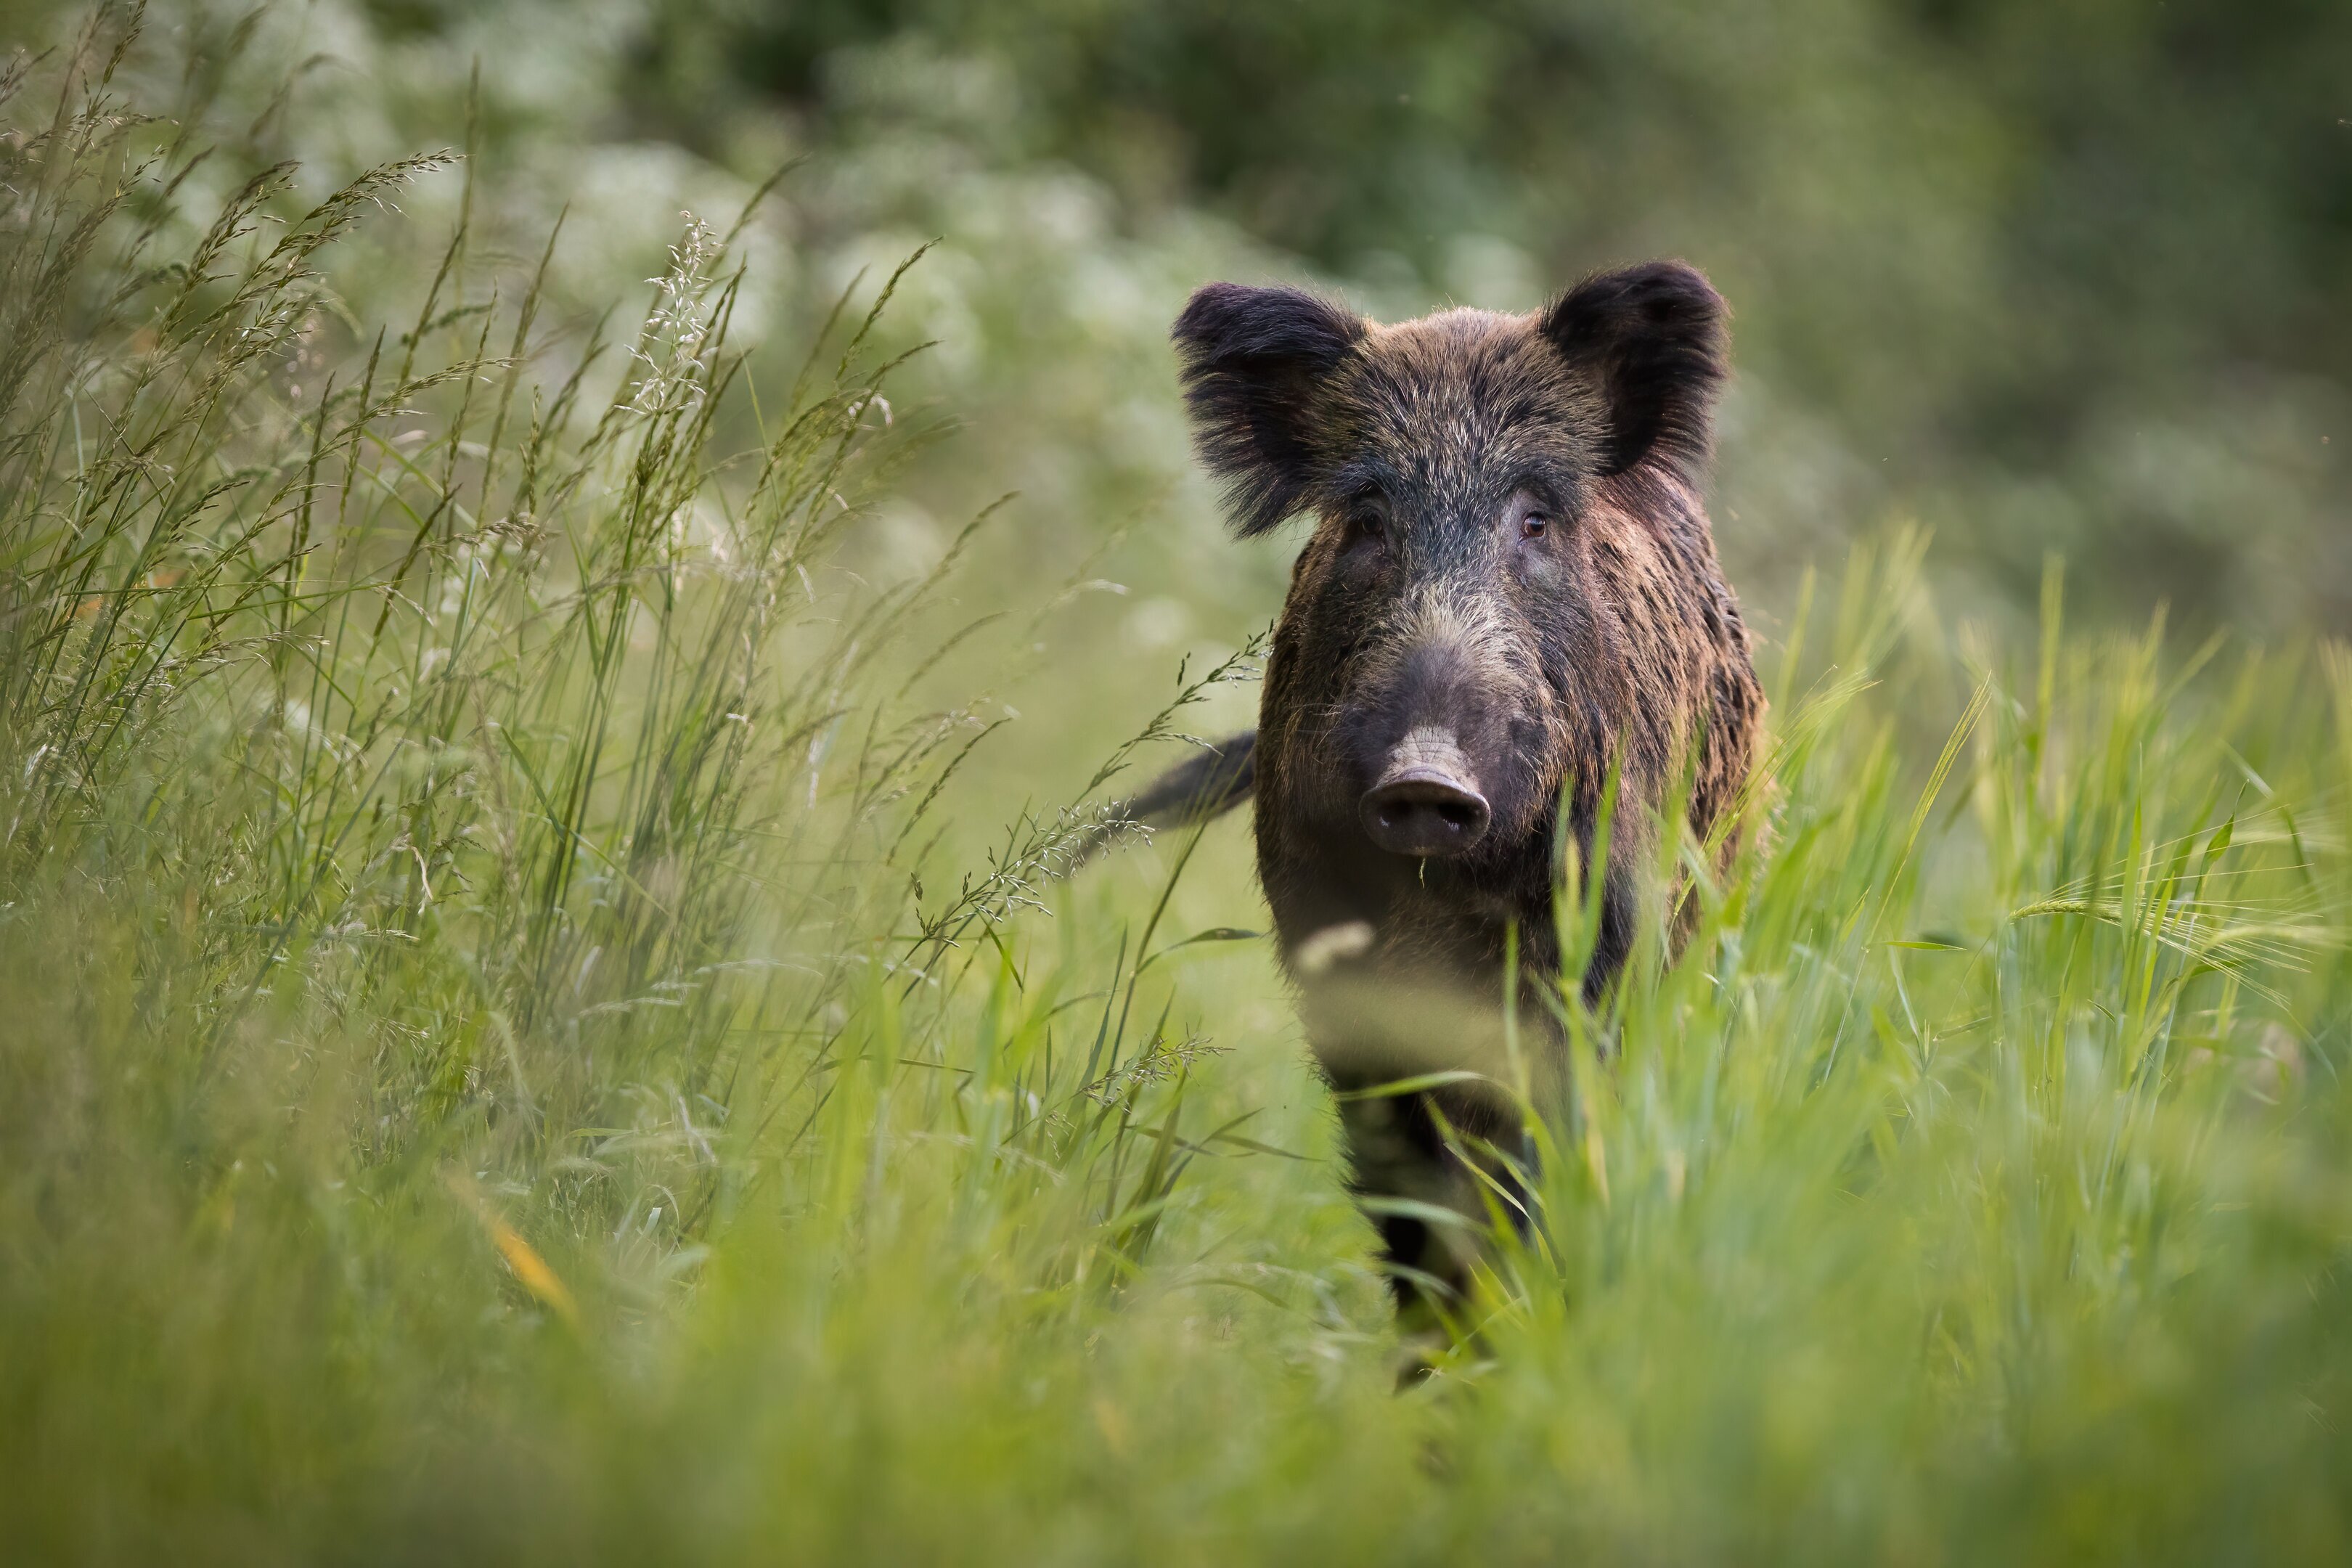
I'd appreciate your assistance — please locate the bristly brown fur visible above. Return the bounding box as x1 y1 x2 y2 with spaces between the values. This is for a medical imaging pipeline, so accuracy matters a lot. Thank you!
1172 282 1367 537
1164 261 1763 1329
1540 261 1729 483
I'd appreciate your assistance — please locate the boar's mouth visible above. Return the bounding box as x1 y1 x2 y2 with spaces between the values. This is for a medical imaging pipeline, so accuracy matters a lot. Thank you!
1359 726 1492 857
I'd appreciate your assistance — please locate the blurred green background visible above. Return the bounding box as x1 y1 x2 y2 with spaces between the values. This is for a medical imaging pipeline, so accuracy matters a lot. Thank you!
15 0 2346 666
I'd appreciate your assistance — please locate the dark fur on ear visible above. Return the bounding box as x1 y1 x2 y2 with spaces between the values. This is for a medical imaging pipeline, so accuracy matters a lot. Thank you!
1172 282 1366 536
1540 261 1728 482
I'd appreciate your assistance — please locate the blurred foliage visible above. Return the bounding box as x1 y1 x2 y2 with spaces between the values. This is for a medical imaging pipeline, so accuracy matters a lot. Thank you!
622 0 2352 629
8 0 2344 658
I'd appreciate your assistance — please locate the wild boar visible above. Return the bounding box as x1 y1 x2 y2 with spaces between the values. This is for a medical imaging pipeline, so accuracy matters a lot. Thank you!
1132 262 1763 1332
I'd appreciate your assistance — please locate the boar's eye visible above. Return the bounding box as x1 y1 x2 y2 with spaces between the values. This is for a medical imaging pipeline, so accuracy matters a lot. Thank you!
1349 508 1387 543
1519 510 1550 541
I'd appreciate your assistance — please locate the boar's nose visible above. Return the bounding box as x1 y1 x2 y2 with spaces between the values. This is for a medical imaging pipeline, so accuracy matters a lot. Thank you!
1360 727 1490 857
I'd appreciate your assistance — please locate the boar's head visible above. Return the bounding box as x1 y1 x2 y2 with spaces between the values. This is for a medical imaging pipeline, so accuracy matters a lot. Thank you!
1172 263 1757 988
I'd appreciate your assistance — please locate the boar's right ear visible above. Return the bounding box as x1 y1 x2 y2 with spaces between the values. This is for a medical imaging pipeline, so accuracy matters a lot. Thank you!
1540 261 1728 483
1172 283 1365 537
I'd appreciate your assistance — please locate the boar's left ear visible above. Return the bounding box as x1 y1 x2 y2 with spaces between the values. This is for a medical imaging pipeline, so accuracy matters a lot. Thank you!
1539 261 1728 482
1172 282 1366 537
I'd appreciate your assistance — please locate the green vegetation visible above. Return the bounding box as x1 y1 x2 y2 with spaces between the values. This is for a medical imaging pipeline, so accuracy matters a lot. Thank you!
558 0 2352 628
5 8 2352 1563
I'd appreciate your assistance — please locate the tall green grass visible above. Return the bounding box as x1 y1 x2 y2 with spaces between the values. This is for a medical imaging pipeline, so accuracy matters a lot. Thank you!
6 15 2352 1563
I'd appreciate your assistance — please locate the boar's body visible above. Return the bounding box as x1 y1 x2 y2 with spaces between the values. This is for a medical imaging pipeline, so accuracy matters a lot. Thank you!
1159 264 1763 1325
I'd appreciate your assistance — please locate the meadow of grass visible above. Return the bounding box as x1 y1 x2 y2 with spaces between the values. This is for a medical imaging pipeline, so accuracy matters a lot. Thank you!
7 17 2352 1564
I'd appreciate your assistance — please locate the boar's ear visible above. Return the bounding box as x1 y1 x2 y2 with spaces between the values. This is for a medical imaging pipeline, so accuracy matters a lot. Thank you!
1539 261 1728 482
1172 282 1366 537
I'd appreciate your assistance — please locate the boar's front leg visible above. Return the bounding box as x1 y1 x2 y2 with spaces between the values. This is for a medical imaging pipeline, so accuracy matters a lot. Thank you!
1304 976 1538 1363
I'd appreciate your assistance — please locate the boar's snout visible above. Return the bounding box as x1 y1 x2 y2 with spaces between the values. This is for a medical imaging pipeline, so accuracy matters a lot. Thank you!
1360 727 1490 857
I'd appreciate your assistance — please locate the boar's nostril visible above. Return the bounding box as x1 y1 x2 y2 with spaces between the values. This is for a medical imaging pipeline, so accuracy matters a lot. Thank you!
1359 727 1492 858
1360 770 1492 858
